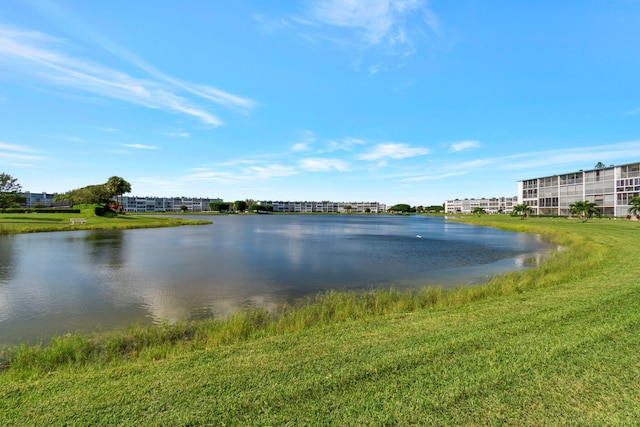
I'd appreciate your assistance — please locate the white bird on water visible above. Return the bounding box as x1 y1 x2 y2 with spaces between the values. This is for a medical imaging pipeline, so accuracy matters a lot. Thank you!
416 235 422 238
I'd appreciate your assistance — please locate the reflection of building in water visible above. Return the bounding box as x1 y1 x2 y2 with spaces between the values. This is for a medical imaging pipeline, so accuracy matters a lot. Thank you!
445 197 518 214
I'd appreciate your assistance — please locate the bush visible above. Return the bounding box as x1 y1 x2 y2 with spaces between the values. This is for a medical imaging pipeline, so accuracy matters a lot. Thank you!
94 206 105 216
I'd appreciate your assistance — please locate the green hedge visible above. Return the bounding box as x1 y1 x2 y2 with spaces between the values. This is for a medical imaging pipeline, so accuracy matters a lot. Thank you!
0 208 81 214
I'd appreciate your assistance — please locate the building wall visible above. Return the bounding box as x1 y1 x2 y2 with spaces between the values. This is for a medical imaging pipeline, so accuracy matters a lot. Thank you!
518 162 640 216
20 192 56 208
445 197 518 214
257 201 386 213
121 196 223 212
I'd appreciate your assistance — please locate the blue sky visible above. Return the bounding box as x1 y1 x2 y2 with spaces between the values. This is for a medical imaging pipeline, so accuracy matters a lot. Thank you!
1 0 639 206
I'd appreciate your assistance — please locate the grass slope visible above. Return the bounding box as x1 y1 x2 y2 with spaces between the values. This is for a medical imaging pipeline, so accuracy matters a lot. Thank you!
1 216 639 425
0 207 210 234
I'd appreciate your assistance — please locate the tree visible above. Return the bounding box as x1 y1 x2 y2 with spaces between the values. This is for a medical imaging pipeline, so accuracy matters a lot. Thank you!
512 204 532 220
472 207 487 217
105 176 132 207
389 203 412 213
595 162 606 169
0 173 23 209
249 204 273 212
628 196 640 218
64 184 111 205
343 205 352 213
180 205 189 212
209 201 229 212
234 200 247 212
569 200 600 223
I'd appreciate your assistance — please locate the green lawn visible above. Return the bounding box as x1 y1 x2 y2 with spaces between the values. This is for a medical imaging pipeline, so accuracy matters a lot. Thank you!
0 208 210 234
1 216 639 425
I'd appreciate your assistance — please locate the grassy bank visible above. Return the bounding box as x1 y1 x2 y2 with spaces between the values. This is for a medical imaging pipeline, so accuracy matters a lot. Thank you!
1 216 639 424
0 207 210 234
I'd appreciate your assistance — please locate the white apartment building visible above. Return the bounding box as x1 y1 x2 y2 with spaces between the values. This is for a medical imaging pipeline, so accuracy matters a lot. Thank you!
445 197 518 214
518 161 640 217
120 196 223 212
257 201 386 213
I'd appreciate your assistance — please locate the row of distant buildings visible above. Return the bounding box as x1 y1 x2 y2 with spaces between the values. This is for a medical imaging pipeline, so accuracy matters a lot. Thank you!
446 161 640 217
19 193 386 213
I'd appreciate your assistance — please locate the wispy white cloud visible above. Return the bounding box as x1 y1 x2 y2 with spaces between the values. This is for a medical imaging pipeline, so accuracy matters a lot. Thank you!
297 0 441 57
398 141 640 183
0 142 40 153
401 171 467 182
357 143 429 160
122 144 159 150
449 140 480 152
291 134 365 154
626 108 640 116
184 163 298 184
292 142 311 151
252 14 292 35
163 132 190 138
300 158 349 172
0 142 46 163
0 24 256 126
247 164 298 179
325 137 366 152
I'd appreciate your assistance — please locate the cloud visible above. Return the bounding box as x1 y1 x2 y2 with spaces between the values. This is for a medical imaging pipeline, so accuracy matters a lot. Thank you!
449 140 480 152
397 140 640 184
298 0 441 55
183 163 299 184
325 137 366 152
0 24 256 126
300 158 350 172
357 143 430 160
292 142 311 151
0 142 46 163
122 144 159 150
246 164 298 179
401 171 467 182
0 142 40 153
163 132 190 138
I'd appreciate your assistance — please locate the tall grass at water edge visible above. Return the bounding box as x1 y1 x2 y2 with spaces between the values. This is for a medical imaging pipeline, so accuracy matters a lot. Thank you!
0 216 606 377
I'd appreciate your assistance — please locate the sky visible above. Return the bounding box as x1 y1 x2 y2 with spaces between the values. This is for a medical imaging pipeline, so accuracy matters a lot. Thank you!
1 0 639 206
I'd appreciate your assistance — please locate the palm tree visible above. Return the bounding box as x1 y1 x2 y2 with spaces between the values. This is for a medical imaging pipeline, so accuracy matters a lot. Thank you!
512 204 532 220
569 200 600 223
472 207 487 217
628 196 640 219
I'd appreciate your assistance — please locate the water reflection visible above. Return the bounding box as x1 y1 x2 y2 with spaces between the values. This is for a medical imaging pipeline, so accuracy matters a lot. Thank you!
0 215 555 345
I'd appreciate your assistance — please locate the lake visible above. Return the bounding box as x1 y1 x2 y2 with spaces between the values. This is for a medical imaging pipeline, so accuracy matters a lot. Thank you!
0 215 554 345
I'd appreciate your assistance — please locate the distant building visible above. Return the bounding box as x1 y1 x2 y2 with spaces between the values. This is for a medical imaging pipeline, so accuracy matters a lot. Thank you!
21 192 56 208
257 201 386 213
518 161 640 217
445 197 518 214
120 196 223 212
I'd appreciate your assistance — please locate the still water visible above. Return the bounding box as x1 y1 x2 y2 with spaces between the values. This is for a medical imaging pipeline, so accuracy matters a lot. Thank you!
0 215 553 345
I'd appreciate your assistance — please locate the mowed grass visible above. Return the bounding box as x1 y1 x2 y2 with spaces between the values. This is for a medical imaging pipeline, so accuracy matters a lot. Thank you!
0 208 210 234
1 216 640 425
